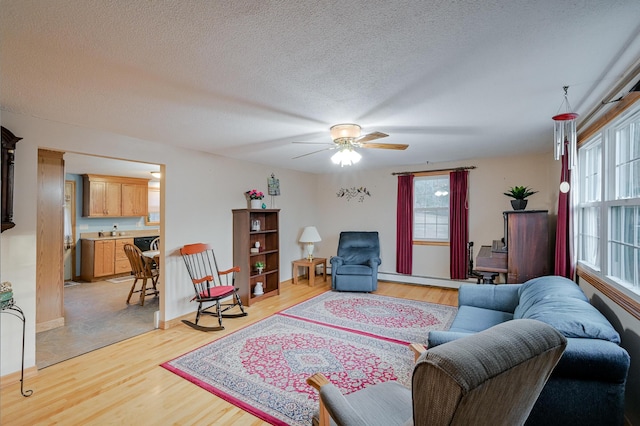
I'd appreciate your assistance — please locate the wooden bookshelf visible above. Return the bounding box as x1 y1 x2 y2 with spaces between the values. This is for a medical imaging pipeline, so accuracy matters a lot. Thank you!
232 209 280 306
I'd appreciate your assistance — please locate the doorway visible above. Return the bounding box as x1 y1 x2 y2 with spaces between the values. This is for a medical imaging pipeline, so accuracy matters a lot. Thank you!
36 152 163 369
64 180 76 283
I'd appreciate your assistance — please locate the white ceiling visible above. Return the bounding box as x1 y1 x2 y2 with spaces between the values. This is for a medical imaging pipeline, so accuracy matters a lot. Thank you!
2 0 640 175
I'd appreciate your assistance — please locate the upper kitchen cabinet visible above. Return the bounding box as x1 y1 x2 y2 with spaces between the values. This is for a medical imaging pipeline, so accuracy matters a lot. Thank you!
82 174 149 217
122 183 147 216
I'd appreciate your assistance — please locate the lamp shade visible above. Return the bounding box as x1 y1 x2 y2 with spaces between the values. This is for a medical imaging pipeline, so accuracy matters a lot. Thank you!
299 226 321 243
330 123 361 141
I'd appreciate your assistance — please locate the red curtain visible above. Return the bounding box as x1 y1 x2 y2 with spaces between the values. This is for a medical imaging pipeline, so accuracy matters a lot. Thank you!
396 174 414 274
554 139 574 278
449 170 469 279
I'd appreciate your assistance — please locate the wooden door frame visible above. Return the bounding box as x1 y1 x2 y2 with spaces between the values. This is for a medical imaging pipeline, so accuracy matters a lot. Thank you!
64 180 77 281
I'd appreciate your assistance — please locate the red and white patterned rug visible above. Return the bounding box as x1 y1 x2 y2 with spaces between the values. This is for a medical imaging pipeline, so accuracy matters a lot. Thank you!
281 291 457 345
162 292 457 425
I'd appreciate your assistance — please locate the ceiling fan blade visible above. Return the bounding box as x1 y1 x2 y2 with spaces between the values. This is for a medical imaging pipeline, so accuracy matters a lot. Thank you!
292 147 335 159
360 142 409 150
356 132 389 143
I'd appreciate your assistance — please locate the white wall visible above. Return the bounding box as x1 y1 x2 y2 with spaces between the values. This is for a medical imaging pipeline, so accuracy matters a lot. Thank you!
0 111 317 376
315 153 560 281
579 279 640 425
0 111 575 371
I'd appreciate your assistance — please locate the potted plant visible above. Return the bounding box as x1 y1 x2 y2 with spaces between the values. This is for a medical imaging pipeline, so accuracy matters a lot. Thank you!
254 261 265 274
504 186 538 210
246 189 265 209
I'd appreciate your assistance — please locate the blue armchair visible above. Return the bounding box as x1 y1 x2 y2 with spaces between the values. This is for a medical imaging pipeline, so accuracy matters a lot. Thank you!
330 231 381 292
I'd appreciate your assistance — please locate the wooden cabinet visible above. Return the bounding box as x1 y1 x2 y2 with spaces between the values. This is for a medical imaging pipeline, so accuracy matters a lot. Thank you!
81 237 133 281
233 209 280 306
82 174 148 217
504 210 550 283
114 238 134 274
122 183 147 216
86 180 121 216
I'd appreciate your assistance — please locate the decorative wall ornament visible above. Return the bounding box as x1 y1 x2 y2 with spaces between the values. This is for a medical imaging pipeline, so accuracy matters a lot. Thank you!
337 187 371 202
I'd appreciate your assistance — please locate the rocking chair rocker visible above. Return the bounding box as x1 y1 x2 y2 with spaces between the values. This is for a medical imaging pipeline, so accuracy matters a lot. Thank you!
180 243 247 331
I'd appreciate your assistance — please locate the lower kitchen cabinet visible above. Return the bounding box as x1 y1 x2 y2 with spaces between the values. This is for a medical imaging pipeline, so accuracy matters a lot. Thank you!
81 238 133 281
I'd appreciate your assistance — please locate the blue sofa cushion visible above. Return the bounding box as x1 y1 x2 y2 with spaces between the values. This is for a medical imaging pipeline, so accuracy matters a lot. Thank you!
513 276 620 343
514 276 588 318
516 297 621 343
448 305 514 333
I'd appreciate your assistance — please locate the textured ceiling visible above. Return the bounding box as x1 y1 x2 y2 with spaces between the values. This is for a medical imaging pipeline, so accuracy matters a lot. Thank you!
2 0 640 174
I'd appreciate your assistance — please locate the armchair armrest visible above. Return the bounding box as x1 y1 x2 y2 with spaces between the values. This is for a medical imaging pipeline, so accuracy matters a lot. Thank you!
307 373 367 426
367 257 382 267
218 266 240 286
330 256 344 267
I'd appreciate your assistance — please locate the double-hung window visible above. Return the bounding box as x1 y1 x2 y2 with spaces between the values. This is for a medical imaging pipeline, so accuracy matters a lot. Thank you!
578 106 640 298
413 174 449 243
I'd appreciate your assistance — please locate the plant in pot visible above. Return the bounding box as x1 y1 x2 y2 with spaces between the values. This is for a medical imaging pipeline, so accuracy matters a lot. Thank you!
504 186 538 210
255 261 265 274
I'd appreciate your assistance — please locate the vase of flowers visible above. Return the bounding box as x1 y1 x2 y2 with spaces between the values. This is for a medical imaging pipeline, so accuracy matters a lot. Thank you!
246 189 264 209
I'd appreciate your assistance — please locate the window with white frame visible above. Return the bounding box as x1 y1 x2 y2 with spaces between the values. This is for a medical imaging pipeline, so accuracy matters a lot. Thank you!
413 174 449 242
578 107 640 297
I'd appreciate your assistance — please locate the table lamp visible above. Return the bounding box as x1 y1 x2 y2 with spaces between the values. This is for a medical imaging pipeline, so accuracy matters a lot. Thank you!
299 226 321 260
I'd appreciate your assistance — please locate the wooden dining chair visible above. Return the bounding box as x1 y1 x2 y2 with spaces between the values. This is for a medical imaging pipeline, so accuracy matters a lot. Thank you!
149 237 160 271
123 243 159 306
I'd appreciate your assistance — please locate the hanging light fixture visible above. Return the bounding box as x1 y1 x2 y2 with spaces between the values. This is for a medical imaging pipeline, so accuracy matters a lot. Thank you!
552 86 579 169
331 146 362 167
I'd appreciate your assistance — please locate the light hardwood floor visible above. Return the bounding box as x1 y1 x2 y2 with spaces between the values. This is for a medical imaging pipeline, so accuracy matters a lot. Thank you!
1 280 457 425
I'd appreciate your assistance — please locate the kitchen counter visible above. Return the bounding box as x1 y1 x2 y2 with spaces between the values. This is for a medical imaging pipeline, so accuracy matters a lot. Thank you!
80 230 159 241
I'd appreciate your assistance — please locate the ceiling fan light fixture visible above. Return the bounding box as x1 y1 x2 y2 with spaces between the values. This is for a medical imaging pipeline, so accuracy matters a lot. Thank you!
330 123 361 141
331 147 361 167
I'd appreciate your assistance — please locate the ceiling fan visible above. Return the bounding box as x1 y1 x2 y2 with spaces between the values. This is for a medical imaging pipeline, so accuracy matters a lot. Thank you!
293 123 409 166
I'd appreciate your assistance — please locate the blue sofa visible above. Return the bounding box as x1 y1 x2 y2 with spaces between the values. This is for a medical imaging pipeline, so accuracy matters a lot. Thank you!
428 276 630 426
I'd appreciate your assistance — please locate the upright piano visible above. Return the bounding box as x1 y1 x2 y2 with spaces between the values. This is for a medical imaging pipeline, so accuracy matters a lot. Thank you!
476 210 550 284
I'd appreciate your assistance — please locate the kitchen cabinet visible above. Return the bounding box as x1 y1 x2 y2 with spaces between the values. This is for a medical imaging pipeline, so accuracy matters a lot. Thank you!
122 183 147 216
82 174 148 217
81 237 134 281
114 238 134 274
232 209 280 306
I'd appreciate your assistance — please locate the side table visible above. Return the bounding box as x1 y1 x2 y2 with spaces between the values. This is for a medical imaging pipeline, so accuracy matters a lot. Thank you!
292 258 327 287
1 298 33 397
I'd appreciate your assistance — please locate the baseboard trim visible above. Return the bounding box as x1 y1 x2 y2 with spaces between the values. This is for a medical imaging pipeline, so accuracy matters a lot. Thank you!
378 272 472 289
36 317 65 333
0 366 38 389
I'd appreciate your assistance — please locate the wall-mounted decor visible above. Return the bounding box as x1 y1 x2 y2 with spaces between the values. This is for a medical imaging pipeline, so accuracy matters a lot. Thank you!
1 126 22 232
267 173 280 196
337 187 371 202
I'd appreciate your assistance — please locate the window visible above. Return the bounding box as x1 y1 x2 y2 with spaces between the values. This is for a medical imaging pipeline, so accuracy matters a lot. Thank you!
413 174 449 242
578 107 640 297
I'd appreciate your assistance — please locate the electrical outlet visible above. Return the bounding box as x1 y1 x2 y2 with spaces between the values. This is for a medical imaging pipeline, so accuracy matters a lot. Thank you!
79 224 89 230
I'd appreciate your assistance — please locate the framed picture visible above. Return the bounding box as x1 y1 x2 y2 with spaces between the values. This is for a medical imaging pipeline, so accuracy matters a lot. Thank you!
268 173 280 196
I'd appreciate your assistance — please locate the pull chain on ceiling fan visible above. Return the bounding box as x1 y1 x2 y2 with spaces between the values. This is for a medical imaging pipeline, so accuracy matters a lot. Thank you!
292 123 409 166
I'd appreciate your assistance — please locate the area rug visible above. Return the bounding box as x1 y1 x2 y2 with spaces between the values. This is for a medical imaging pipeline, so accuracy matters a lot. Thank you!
162 293 457 425
163 314 415 425
281 291 457 345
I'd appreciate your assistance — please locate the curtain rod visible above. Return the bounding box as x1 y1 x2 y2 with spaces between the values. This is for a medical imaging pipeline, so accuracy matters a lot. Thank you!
391 166 476 176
